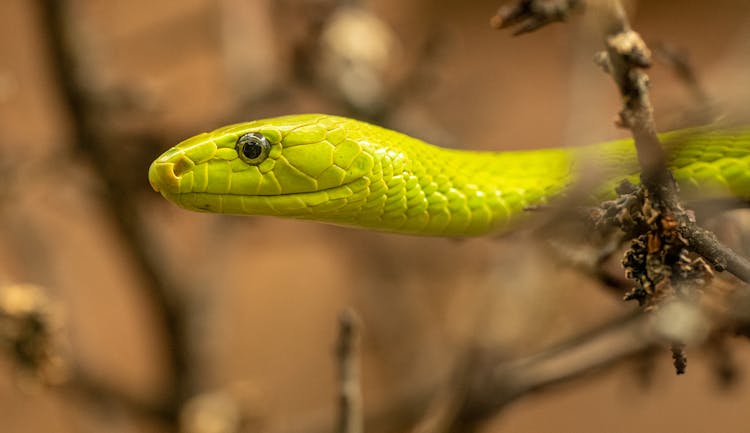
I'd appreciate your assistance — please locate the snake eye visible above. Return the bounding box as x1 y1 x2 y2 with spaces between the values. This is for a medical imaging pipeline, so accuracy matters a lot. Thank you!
236 132 270 165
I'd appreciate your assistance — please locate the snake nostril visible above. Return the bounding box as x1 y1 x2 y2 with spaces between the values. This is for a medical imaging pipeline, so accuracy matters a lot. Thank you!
148 153 195 193
172 155 194 177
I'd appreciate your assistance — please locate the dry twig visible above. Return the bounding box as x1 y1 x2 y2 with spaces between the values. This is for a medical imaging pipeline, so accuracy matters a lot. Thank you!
592 0 750 283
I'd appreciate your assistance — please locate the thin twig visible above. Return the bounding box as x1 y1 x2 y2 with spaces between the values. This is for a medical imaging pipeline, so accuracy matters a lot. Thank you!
336 309 364 433
452 310 651 428
677 224 750 282
597 1 666 186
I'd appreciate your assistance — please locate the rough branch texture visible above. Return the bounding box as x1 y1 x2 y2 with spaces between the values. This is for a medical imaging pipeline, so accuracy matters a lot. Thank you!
593 1 750 285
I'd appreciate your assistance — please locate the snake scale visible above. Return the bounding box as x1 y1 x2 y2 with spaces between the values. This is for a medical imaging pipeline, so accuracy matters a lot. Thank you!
148 114 750 236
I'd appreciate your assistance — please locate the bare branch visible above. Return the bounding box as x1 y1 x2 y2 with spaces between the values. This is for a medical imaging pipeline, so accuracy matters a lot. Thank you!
677 224 750 282
593 1 750 285
445 292 732 430
596 1 666 186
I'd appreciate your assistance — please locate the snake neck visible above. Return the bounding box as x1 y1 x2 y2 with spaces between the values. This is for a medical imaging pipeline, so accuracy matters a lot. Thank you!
331 126 750 236
316 128 578 236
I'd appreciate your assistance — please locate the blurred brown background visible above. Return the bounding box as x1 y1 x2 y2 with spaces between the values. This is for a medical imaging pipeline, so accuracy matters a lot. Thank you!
1 0 750 432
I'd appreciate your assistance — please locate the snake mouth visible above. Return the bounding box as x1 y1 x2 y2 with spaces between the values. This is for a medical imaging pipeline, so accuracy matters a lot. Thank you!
160 177 369 216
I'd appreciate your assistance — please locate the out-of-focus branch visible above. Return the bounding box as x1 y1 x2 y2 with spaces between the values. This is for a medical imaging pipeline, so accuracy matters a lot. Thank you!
491 0 585 35
0 283 175 421
63 367 176 422
336 309 363 433
0 284 68 385
288 285 750 433
439 285 749 430
450 309 655 429
35 0 190 426
387 299 728 432
653 43 711 110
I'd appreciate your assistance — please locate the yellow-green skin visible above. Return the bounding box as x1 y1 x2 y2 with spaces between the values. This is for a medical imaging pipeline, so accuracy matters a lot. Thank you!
148 114 750 237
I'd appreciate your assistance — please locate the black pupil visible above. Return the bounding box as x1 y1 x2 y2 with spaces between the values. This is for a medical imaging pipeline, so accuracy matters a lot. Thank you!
242 141 263 159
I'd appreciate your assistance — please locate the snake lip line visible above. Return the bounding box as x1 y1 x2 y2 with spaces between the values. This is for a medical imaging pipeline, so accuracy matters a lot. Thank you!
171 177 366 198
161 177 368 215
149 155 366 198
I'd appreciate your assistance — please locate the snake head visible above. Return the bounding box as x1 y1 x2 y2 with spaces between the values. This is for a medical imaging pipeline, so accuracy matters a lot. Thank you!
148 114 378 218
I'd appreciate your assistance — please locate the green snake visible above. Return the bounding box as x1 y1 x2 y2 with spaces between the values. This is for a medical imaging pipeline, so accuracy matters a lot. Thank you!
148 114 750 237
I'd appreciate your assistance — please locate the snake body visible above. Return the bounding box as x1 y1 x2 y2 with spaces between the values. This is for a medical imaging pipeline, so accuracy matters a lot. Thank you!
148 114 750 236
